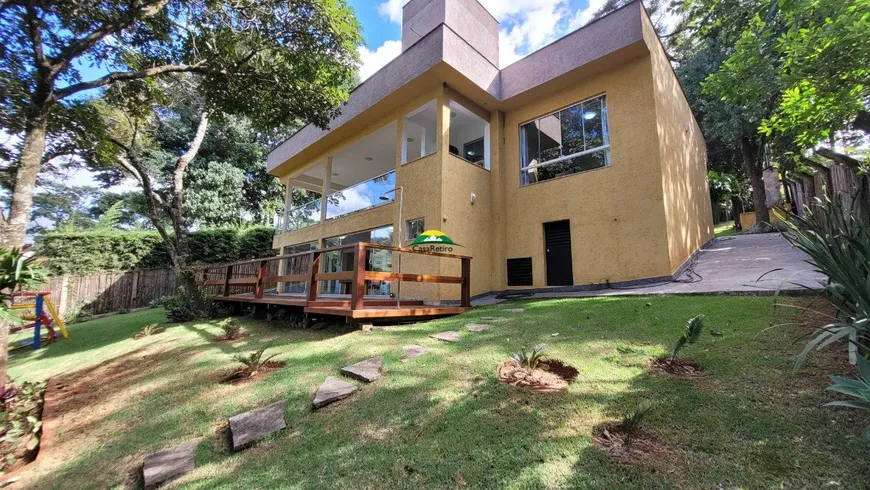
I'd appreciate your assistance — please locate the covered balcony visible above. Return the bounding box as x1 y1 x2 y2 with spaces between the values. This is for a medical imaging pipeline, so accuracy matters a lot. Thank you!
276 121 398 235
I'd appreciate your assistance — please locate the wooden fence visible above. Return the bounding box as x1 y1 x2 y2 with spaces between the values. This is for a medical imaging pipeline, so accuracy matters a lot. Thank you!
31 268 177 318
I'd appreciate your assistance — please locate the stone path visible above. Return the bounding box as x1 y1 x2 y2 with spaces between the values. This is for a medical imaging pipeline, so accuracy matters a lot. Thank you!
430 331 460 342
401 345 426 362
313 376 358 409
340 356 383 383
465 323 490 332
228 401 287 451
503 308 524 313
142 438 202 487
135 318 495 475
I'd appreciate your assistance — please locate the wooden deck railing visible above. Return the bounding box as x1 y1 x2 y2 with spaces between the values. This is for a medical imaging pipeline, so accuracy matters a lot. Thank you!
198 242 472 309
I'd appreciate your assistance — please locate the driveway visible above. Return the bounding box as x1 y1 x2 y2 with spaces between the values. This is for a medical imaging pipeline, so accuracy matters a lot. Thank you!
474 234 826 304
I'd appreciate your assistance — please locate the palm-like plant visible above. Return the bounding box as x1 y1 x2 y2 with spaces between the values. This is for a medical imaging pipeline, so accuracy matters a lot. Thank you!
620 400 656 434
133 323 166 339
825 355 870 440
232 349 278 377
670 315 705 362
510 343 547 369
0 248 47 325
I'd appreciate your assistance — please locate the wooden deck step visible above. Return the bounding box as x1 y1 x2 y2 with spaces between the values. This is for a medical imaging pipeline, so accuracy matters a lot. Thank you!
304 305 469 320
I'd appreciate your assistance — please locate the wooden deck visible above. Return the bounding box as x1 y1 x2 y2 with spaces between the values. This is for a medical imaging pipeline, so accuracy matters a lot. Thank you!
199 242 472 322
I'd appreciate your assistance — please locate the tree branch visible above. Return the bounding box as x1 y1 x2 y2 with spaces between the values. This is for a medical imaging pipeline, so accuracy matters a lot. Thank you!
815 147 865 169
55 63 216 99
50 0 172 72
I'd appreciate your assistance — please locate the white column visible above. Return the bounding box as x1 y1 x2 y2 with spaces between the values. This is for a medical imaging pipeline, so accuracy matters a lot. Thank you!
283 177 293 233
320 157 333 223
420 126 427 157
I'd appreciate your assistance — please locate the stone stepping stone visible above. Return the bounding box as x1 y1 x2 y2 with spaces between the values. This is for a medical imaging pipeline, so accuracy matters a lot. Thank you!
228 401 286 451
313 376 358 409
143 437 202 487
430 331 460 342
401 345 426 362
340 356 383 383
465 323 491 332
504 308 525 313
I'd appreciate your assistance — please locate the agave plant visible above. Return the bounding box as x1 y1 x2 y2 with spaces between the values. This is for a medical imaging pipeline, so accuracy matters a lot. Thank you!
510 343 547 369
670 315 704 362
232 349 278 377
825 355 870 440
133 323 165 339
780 193 870 368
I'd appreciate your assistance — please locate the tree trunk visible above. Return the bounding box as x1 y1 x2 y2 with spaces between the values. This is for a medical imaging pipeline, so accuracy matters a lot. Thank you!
0 116 49 249
731 195 744 231
740 137 770 225
0 320 8 390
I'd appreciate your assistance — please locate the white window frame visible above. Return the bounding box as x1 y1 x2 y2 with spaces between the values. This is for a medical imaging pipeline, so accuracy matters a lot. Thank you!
519 94 610 183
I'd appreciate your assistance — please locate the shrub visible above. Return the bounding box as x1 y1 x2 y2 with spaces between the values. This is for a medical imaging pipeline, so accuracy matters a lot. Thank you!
824 354 870 440
133 323 166 339
232 349 278 377
0 381 46 472
670 315 705 361
781 194 870 368
37 226 276 275
218 318 244 340
510 343 547 369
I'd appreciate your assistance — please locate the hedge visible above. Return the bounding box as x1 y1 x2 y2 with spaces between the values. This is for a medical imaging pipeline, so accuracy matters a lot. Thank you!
38 227 277 274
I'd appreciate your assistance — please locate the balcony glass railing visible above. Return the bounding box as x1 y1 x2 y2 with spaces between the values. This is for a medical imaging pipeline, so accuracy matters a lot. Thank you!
277 198 322 233
326 170 396 220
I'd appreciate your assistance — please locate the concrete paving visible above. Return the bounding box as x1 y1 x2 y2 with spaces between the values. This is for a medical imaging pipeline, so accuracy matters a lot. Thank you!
473 234 824 304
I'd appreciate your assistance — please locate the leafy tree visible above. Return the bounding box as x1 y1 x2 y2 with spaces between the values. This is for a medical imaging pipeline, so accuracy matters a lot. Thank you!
28 182 101 234
760 0 870 148
0 0 361 248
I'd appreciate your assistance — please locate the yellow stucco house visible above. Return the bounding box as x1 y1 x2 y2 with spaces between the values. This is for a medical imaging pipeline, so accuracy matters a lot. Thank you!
267 0 713 304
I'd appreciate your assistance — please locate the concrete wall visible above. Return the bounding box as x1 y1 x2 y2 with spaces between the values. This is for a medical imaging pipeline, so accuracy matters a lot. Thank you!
498 54 673 288
641 12 713 274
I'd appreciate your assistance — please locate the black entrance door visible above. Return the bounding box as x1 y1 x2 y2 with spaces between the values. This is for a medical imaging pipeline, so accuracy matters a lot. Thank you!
544 220 573 286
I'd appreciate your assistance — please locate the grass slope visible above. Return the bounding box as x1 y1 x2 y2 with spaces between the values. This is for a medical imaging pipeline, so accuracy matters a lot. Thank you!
9 297 869 489
714 222 738 237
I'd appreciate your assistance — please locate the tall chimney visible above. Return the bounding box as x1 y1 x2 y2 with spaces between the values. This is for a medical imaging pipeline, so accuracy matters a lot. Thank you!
402 0 499 67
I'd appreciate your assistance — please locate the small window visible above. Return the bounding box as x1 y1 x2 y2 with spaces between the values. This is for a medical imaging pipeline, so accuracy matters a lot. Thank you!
520 94 610 185
406 218 425 241
463 138 485 164
402 100 437 164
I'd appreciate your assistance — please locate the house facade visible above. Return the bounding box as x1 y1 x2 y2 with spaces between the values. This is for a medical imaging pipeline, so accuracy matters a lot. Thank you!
267 0 713 303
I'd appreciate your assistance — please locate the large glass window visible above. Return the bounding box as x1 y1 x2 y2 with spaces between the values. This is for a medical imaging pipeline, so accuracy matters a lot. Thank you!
520 94 610 185
402 100 438 164
281 241 316 294
322 225 394 296
448 100 490 169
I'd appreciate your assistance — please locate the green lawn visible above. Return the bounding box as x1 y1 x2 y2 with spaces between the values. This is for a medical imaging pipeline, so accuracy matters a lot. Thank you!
9 297 868 489
714 222 738 237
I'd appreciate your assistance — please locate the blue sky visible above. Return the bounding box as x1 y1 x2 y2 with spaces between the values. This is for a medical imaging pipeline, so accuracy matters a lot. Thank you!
351 0 665 79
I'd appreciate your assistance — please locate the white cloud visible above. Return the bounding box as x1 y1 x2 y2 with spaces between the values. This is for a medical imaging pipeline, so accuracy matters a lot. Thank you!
569 0 608 30
358 40 403 81
376 0 407 24
490 0 570 68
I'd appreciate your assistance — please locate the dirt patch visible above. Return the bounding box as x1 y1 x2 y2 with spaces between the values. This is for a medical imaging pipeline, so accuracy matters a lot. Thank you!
211 333 250 343
592 423 669 465
220 361 286 385
648 357 706 378
497 359 578 392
